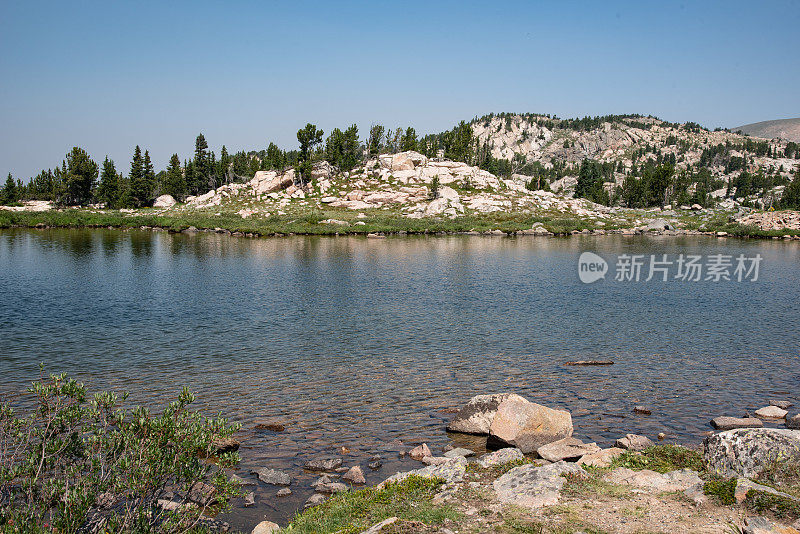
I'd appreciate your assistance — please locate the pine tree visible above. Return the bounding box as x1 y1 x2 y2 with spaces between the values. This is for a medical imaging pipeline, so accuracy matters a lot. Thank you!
143 150 156 202
193 134 211 194
97 157 120 207
265 143 284 171
781 165 800 210
368 125 385 156
295 123 324 186
61 147 98 206
2 173 19 205
218 145 231 183
401 127 418 152
163 154 186 200
128 145 147 207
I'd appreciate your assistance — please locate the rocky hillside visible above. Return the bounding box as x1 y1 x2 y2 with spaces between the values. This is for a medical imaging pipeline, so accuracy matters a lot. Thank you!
170 150 629 232
160 112 800 229
471 113 799 199
731 118 800 143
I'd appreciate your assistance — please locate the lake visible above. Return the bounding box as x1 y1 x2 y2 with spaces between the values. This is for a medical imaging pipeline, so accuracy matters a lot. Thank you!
1 228 798 528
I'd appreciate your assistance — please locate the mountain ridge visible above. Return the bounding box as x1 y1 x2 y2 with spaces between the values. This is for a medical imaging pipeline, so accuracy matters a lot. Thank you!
730 118 800 142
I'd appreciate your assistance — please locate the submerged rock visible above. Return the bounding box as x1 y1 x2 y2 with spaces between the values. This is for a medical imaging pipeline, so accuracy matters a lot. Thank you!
704 428 800 478
493 461 588 508
210 437 240 455
787 414 800 429
408 443 432 461
303 493 327 508
251 467 291 486
187 481 217 506
486 394 573 454
253 420 285 432
342 465 366 484
304 457 343 471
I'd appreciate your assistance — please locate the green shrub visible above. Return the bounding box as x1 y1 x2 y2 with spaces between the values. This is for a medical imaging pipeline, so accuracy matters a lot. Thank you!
745 489 800 519
703 478 737 505
0 371 240 532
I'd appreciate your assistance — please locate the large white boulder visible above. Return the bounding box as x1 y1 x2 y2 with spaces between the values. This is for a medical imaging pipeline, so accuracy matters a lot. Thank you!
487 394 573 454
447 393 513 435
153 194 176 208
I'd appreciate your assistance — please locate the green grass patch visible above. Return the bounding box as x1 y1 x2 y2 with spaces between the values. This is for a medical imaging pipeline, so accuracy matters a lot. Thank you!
610 445 704 474
703 477 737 505
0 207 603 236
282 475 459 534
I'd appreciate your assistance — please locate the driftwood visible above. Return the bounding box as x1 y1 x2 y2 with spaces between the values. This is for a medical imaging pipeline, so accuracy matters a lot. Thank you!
565 360 614 366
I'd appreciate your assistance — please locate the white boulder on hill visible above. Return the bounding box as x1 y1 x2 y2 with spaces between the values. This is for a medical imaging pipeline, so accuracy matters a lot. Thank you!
153 194 176 208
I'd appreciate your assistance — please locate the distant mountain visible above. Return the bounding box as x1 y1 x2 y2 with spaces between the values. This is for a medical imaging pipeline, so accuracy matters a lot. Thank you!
731 118 800 142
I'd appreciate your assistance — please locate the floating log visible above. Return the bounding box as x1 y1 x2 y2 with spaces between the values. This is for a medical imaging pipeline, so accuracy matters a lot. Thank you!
565 360 614 366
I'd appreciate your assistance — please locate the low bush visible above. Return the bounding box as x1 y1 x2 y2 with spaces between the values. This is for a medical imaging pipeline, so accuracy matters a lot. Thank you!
0 371 240 532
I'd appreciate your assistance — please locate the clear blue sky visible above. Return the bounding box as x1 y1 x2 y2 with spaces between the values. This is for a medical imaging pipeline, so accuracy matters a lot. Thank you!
1 0 798 180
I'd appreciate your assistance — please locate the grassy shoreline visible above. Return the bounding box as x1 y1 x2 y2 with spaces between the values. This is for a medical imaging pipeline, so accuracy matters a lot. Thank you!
1 208 799 239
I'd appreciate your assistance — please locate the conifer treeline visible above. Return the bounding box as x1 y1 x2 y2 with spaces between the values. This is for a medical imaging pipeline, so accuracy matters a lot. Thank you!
2 120 800 210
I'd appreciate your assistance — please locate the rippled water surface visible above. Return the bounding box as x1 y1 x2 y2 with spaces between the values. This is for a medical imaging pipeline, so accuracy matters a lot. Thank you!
1 229 799 527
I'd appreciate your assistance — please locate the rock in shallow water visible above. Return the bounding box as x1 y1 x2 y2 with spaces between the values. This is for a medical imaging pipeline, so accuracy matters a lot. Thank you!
304 493 327 508
408 443 431 461
304 457 343 471
755 405 788 419
446 393 512 434
787 414 800 429
486 394 573 454
711 416 764 431
251 467 291 486
342 465 366 484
